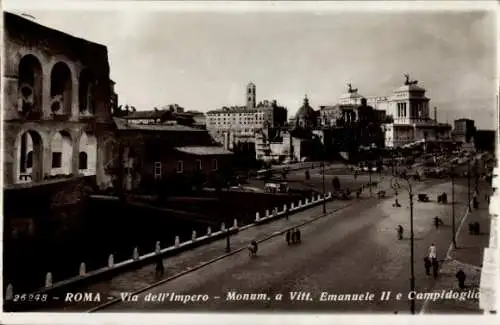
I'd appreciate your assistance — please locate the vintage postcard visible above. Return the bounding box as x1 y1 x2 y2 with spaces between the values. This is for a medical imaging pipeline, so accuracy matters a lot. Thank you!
1 0 499 324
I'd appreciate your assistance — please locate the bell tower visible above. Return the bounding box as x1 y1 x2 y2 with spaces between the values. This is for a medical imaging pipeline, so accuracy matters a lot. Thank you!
246 82 256 109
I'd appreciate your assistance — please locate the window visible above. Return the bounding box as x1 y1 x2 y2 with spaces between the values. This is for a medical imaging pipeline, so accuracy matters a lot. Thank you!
79 152 88 170
212 158 218 171
26 151 33 169
154 161 162 179
195 159 202 171
177 160 184 173
52 152 62 168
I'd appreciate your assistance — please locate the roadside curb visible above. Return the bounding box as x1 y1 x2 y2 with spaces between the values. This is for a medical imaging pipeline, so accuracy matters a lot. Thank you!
88 201 354 312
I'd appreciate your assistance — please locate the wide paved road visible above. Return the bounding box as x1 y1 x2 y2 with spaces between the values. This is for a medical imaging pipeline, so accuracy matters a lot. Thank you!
101 179 471 313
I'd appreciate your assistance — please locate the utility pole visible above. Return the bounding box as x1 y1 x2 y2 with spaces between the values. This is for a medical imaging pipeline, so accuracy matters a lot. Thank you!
226 229 231 253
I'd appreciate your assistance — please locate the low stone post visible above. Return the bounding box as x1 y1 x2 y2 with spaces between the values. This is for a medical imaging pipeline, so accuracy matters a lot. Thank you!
265 209 270 217
255 212 260 221
155 241 161 254
283 204 287 212
233 218 238 229
207 226 212 236
45 272 53 288
108 254 114 268
175 236 180 247
133 247 139 260
192 230 197 241
299 200 302 207
221 222 226 231
79 262 86 276
305 198 309 204
291 202 295 209
6 284 13 301
273 208 278 217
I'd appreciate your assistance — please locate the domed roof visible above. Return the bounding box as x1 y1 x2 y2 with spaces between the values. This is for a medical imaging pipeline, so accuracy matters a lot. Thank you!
295 95 316 119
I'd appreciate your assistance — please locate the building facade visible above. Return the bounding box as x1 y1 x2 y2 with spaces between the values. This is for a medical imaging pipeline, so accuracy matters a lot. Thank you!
113 118 233 191
453 118 476 143
366 75 452 148
206 83 287 149
3 12 116 189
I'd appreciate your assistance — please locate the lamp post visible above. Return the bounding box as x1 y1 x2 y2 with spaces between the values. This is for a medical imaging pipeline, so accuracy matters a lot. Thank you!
322 161 326 215
451 163 457 249
467 158 471 212
391 173 415 314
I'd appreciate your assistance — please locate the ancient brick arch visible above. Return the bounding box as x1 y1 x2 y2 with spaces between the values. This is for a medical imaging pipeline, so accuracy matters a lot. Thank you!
49 129 74 176
14 128 46 184
78 68 95 114
17 54 43 119
50 61 73 116
78 131 97 175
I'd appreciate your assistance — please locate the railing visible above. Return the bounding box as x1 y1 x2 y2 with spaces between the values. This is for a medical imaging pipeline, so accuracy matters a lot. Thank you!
4 191 338 302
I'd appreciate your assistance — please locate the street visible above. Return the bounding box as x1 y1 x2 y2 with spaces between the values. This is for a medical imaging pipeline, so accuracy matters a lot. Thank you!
100 178 472 313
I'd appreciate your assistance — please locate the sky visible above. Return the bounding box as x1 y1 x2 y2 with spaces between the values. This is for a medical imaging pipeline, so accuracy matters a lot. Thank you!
6 2 499 129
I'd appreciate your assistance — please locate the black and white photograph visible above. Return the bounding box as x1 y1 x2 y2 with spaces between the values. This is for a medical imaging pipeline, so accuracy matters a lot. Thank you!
2 0 499 320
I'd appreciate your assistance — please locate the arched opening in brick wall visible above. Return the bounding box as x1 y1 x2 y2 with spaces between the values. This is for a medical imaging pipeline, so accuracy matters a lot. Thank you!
79 131 97 176
50 131 73 176
79 69 95 114
50 62 72 116
18 55 43 119
16 130 44 184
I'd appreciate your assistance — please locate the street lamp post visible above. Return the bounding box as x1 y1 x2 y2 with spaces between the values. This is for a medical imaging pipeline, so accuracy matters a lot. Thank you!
451 164 457 249
467 158 471 212
391 173 415 314
322 161 326 215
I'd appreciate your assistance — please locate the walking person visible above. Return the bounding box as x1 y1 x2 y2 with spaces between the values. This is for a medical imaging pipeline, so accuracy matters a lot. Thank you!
291 228 297 244
397 225 404 240
285 229 291 246
456 269 466 289
428 243 437 260
155 256 164 277
432 259 439 279
424 256 431 276
296 228 301 244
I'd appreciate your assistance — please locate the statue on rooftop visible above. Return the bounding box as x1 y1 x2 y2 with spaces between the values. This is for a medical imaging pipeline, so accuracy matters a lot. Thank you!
347 83 358 93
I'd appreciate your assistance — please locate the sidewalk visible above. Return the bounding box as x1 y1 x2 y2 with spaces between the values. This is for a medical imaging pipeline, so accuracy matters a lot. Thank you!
421 181 491 313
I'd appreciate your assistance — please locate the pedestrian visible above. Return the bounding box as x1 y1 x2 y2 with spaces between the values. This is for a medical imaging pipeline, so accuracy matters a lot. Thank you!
432 259 439 279
155 256 164 277
397 225 403 240
434 216 440 229
291 228 297 244
296 228 301 244
286 230 291 245
456 269 466 289
424 257 431 276
428 243 437 260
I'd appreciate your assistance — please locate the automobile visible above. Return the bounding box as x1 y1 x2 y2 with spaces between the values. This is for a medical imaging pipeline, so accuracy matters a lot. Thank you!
362 166 369 172
264 182 289 193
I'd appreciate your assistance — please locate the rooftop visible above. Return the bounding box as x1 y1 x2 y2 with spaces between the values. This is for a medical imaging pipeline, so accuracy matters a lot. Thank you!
207 106 261 114
113 118 204 132
175 146 233 156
